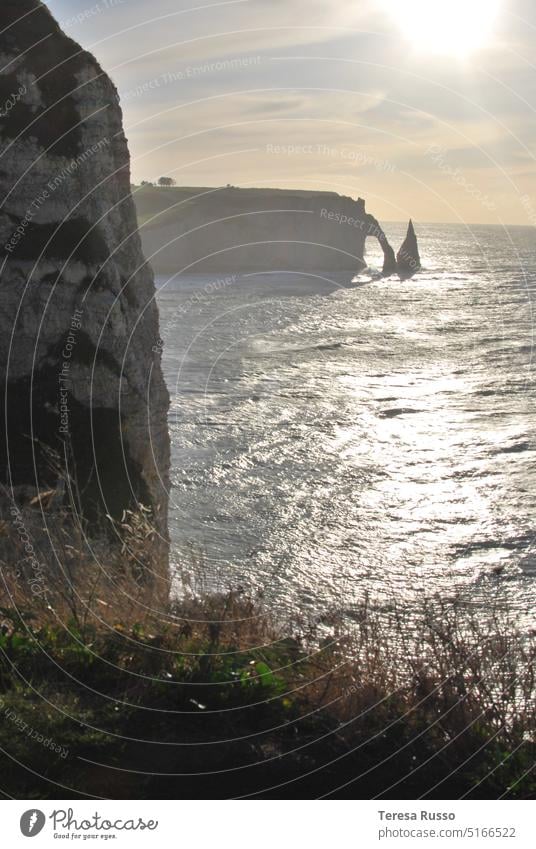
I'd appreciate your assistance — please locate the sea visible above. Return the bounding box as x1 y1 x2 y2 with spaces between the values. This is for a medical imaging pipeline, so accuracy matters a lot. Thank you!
155 223 536 631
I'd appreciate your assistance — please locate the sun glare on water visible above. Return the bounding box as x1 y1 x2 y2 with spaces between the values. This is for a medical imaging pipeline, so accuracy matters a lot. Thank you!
381 0 501 58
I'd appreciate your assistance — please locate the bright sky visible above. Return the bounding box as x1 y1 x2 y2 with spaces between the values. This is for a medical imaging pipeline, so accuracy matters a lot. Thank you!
46 0 536 224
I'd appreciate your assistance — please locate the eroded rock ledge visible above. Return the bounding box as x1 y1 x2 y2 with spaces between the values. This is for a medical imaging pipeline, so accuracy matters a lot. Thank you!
0 1 170 600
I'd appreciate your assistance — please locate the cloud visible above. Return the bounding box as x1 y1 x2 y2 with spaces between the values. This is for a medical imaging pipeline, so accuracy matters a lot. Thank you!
42 0 536 223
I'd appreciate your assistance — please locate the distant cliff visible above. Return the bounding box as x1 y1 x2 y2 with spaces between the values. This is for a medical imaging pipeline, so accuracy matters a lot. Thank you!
0 1 170 599
135 185 396 274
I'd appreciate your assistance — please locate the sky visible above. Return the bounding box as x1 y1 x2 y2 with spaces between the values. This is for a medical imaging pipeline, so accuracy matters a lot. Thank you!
46 0 536 224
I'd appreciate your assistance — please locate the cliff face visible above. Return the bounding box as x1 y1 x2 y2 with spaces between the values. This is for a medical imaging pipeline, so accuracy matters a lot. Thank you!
0 2 170 597
135 186 396 274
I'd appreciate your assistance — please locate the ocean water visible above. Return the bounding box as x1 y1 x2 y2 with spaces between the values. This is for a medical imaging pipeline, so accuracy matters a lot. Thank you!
156 223 536 628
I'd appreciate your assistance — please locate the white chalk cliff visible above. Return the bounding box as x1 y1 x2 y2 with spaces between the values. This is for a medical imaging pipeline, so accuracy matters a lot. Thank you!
0 1 170 597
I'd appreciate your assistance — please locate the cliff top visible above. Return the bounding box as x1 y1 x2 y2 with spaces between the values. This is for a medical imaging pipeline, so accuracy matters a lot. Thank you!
134 184 366 228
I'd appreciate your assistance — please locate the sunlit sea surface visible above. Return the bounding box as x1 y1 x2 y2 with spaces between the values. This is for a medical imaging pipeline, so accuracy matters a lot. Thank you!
156 224 536 629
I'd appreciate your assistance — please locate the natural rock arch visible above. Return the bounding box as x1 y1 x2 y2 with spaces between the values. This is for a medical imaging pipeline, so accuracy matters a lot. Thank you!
364 213 398 276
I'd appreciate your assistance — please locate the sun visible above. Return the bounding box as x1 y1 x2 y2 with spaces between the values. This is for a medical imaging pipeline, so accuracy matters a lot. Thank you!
381 0 501 58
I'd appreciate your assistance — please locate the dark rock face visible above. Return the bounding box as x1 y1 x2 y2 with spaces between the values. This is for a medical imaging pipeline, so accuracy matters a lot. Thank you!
0 1 170 598
397 219 421 279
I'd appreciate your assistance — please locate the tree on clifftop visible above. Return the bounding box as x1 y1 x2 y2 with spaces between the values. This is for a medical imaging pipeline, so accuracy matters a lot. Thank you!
158 176 176 187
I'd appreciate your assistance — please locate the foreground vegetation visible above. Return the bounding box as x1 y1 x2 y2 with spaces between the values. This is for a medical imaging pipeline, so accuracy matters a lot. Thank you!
0 581 534 798
0 492 533 798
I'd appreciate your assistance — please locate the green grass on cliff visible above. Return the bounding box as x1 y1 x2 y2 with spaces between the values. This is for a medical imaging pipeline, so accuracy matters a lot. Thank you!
0 592 534 800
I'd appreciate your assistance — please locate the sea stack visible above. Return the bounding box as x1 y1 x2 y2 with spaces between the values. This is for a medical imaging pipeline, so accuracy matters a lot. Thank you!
0 2 170 599
397 219 421 279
